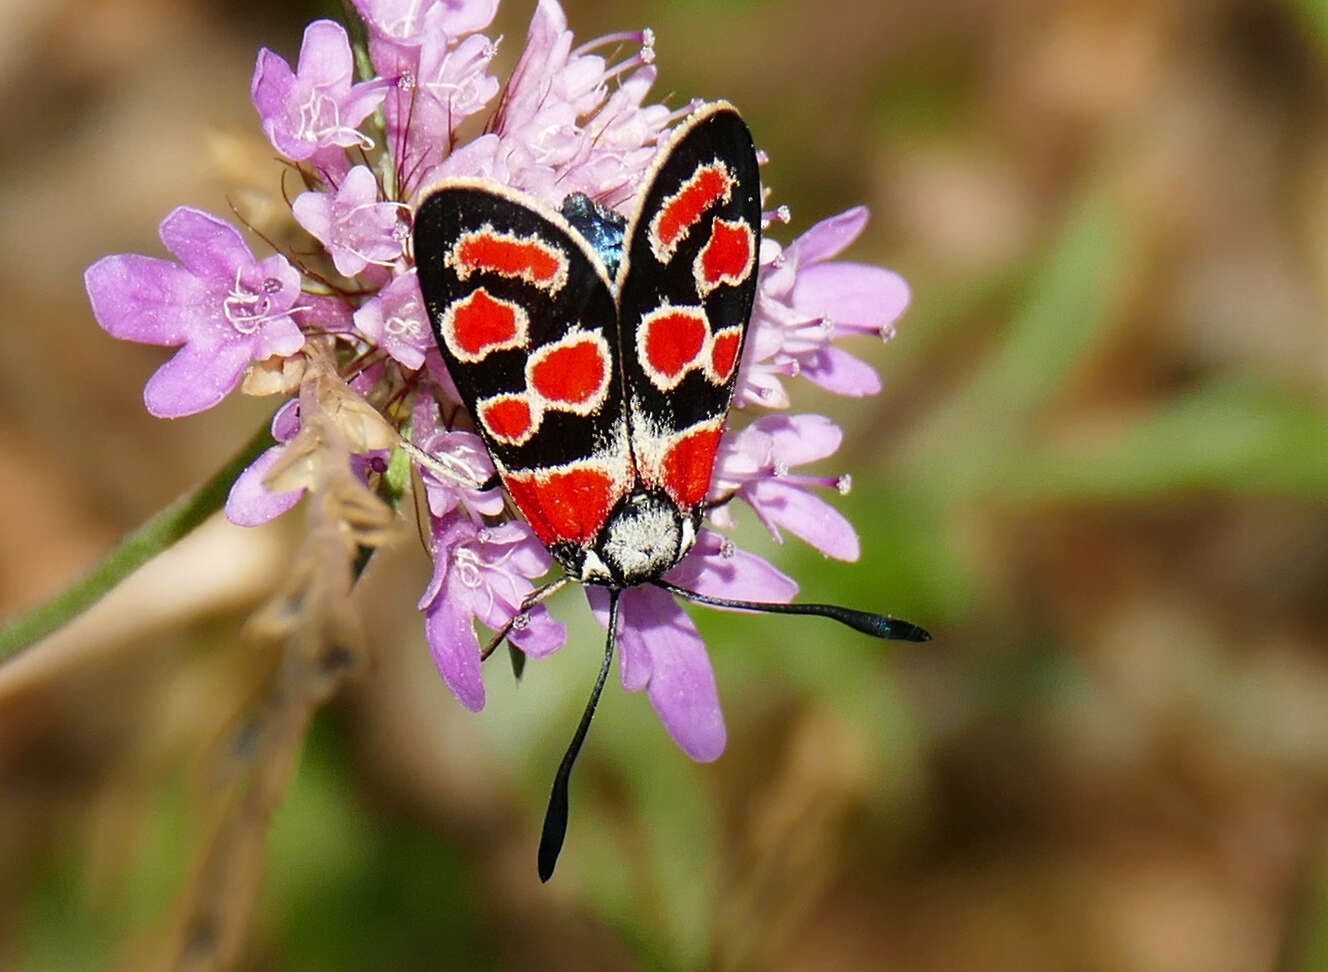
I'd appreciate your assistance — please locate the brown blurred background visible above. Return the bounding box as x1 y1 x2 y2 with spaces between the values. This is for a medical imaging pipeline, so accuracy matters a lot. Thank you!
2 0 1328 969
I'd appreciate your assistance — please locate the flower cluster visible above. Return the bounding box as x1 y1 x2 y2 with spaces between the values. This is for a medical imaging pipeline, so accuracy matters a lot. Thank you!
83 0 910 764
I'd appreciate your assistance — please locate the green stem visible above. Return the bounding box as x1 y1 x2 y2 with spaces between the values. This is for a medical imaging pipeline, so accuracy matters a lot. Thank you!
0 420 276 662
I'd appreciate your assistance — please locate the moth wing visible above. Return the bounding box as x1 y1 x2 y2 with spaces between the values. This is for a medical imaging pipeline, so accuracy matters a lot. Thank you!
414 182 633 549
615 103 763 512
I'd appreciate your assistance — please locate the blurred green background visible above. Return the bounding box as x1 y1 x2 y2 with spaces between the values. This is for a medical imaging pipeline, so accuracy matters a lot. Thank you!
2 0 1328 968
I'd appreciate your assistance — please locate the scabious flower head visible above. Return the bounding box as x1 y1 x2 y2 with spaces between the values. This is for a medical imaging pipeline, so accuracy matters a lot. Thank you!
83 0 912 769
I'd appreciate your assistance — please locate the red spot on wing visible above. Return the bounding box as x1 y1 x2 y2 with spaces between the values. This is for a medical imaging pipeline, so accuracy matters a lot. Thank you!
696 218 754 294
661 425 724 509
530 338 608 407
453 229 566 292
446 288 525 359
644 309 708 379
505 466 619 547
651 164 733 260
480 396 535 444
709 328 742 383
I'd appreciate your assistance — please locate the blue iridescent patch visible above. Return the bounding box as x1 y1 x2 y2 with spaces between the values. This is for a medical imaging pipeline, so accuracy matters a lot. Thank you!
560 192 627 279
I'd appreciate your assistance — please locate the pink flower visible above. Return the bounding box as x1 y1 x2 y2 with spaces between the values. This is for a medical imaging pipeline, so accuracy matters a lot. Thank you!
357 2 501 196
251 20 389 172
351 0 498 47
85 207 305 417
421 513 567 711
491 0 669 208
84 0 925 881
351 270 432 370
407 390 505 519
292 165 406 277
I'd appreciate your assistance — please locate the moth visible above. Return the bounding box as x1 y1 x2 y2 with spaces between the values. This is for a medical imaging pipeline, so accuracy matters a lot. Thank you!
414 102 928 880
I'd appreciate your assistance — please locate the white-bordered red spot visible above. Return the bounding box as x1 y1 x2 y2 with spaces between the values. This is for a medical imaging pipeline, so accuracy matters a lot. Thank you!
636 305 710 391
476 392 538 446
636 305 743 392
445 225 570 295
707 325 744 384
503 454 632 548
437 287 530 363
694 217 755 297
526 329 612 415
631 412 726 510
648 162 735 264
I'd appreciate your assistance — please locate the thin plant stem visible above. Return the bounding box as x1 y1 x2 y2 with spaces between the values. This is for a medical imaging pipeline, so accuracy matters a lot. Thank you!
0 419 276 662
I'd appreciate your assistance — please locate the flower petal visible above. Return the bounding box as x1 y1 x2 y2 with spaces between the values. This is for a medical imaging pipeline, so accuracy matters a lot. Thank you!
425 595 487 711
85 254 205 346
792 262 910 332
158 207 254 282
225 445 304 526
617 587 727 762
801 347 882 397
787 206 869 266
250 47 295 124
754 413 844 467
668 532 799 604
585 587 650 691
748 480 861 561
434 0 500 37
507 605 566 658
143 339 254 417
291 189 334 252
297 19 354 90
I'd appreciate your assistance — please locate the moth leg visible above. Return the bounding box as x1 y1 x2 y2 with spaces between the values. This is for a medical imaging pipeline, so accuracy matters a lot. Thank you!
480 574 576 661
700 489 737 512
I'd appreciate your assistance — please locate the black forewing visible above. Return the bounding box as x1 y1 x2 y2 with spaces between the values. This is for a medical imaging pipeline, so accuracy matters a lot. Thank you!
413 182 624 474
616 104 762 452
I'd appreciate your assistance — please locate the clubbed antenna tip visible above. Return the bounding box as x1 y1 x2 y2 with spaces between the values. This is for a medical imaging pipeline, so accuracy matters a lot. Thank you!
653 580 931 643
537 591 620 881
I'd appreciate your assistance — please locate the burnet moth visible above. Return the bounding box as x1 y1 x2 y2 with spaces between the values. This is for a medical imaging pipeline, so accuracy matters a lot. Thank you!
413 102 929 880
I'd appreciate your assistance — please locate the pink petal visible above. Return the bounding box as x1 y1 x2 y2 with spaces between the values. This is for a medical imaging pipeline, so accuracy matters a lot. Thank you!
299 293 356 335
757 413 844 467
748 481 861 561
587 586 652 692
802 347 882 397
143 340 254 418
792 262 910 331
85 254 204 346
298 20 355 90
159 207 255 281
787 207 869 265
667 532 799 604
616 587 726 762
424 596 487 711
251 47 295 121
291 190 334 250
507 605 566 658
434 0 499 37
225 445 304 526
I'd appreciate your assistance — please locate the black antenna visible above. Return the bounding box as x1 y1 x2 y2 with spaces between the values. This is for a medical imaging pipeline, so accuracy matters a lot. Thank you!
652 580 931 642
537 589 620 881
